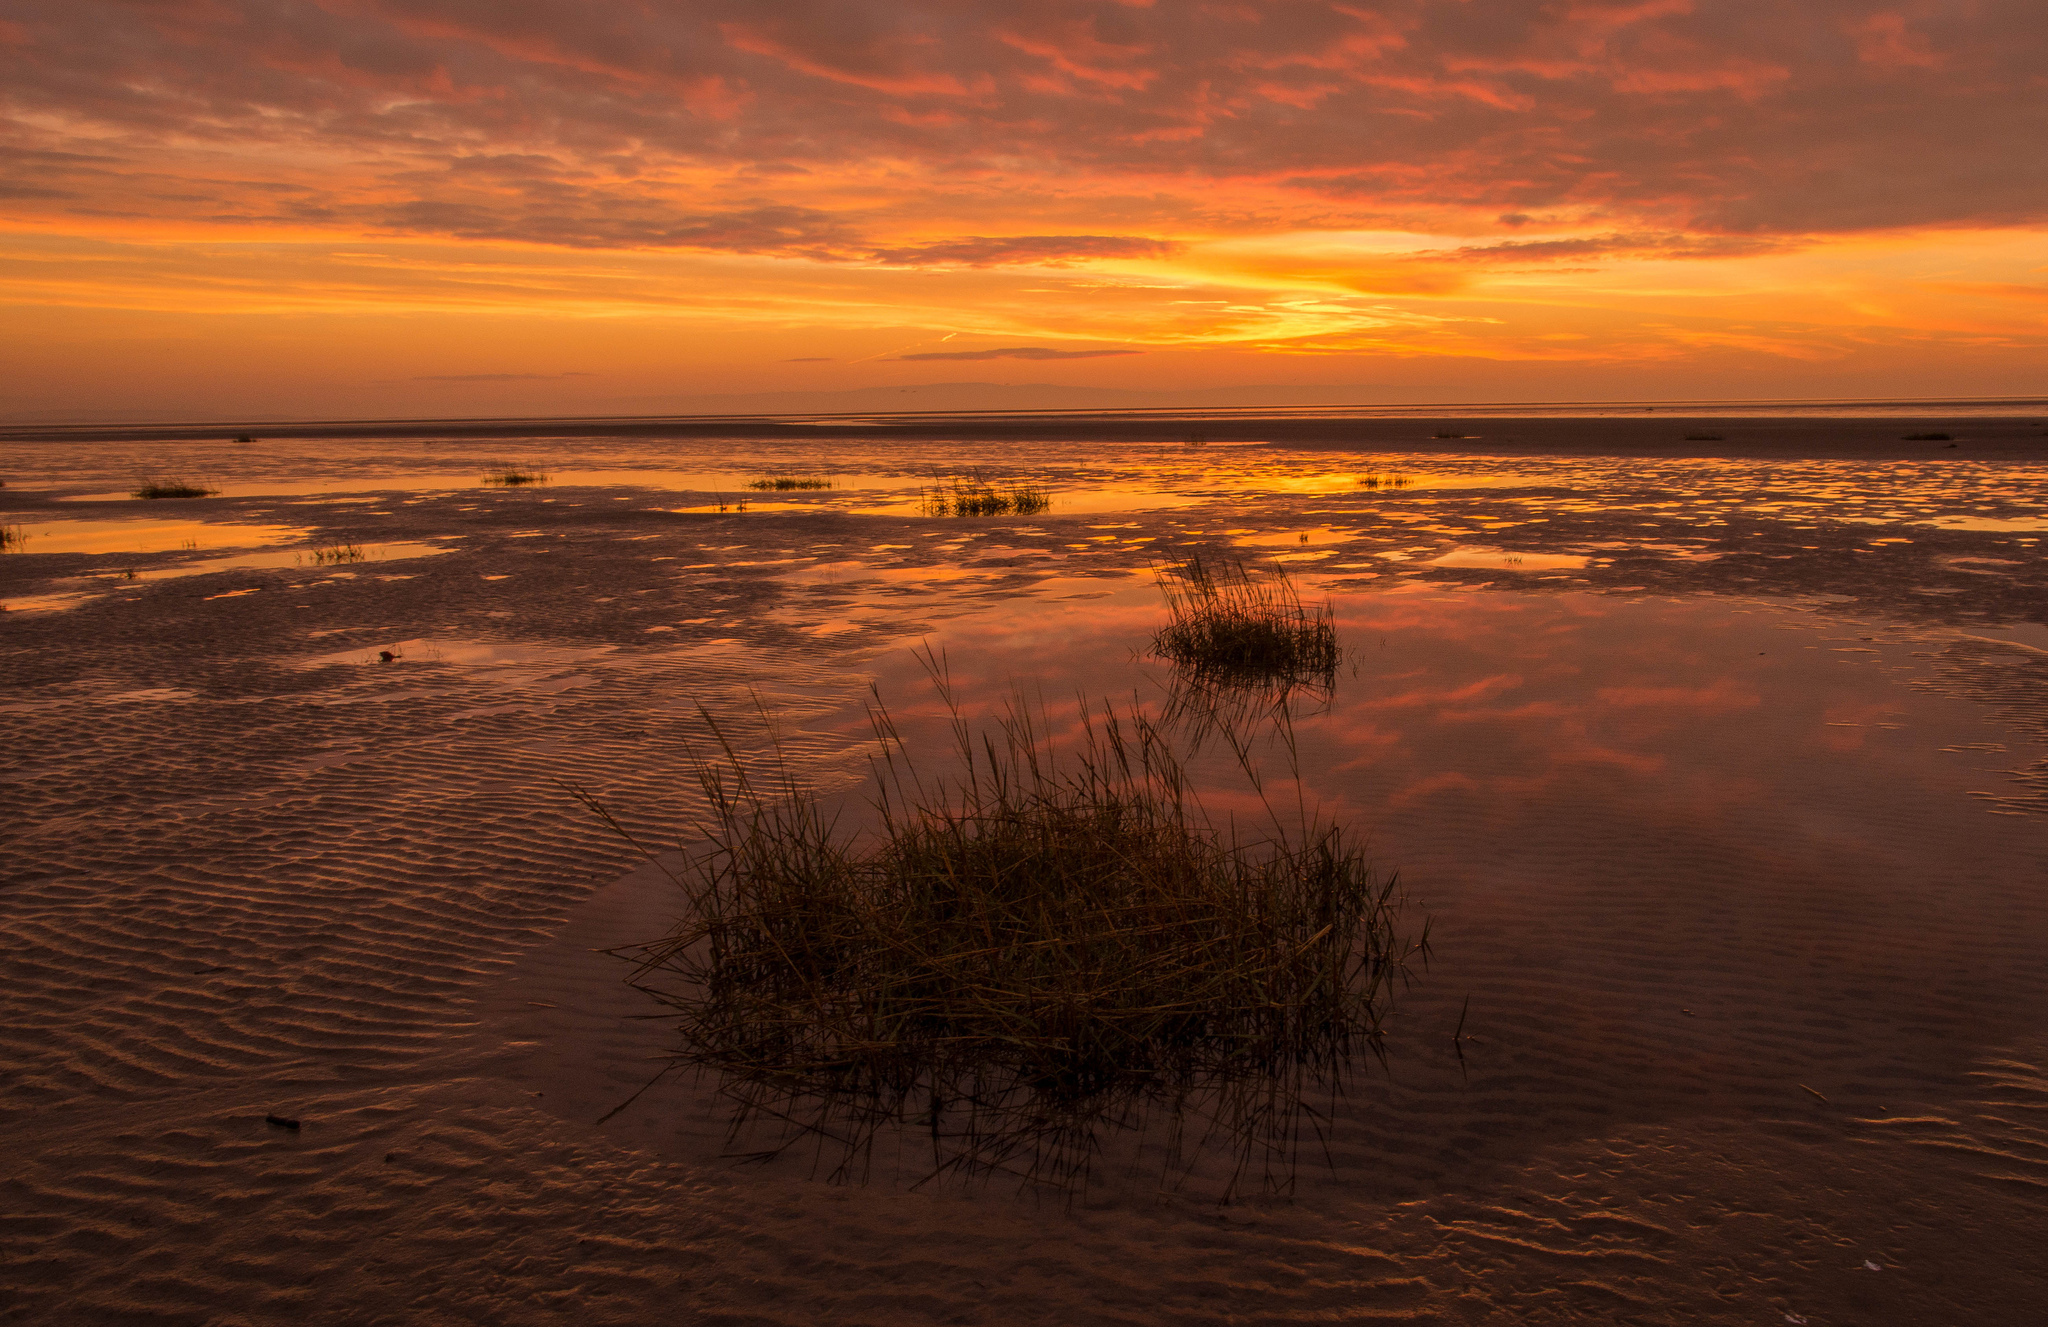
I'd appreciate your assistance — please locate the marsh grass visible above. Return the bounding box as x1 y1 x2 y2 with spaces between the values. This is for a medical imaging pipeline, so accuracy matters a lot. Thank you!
132 478 217 499
592 662 1415 1195
299 543 366 566
921 477 1052 517
482 466 549 486
0 523 24 552
1355 472 1411 490
1151 555 1340 691
748 475 833 491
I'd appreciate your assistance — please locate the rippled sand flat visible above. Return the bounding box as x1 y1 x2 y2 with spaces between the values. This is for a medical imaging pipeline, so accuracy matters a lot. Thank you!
4 415 2046 1323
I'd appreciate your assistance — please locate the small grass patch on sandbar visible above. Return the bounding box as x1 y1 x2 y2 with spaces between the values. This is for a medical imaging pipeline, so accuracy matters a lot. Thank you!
1356 472 1412 489
920 477 1052 517
0 523 24 552
298 543 366 566
132 479 217 499
1152 555 1340 689
747 475 833 491
594 666 1415 1192
482 466 549 486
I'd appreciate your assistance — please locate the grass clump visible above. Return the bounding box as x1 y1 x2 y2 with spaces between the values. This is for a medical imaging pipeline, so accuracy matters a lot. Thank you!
0 523 23 552
482 466 549 486
921 477 1052 517
1431 429 1462 439
298 543 366 566
1356 472 1412 489
1152 555 1340 689
132 478 216 499
1904 432 1953 442
748 475 833 491
597 666 1415 1193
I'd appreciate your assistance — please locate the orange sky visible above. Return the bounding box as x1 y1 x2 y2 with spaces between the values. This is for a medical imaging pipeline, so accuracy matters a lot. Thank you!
3 1 2045 421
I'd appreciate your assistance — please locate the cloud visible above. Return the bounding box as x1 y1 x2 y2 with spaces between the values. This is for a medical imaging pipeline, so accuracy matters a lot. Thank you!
1432 233 1792 263
1 0 2044 253
895 346 1143 361
413 372 596 381
380 200 863 255
870 235 1182 266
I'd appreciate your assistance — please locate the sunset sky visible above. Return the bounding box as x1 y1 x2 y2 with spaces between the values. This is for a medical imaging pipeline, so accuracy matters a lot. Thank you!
3 0 2045 421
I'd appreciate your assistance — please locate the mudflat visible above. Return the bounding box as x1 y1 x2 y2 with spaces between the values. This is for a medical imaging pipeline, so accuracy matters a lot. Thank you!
4 412 2046 1324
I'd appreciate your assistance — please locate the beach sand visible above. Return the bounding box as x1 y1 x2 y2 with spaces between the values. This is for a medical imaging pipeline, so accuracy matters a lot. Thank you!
4 415 2046 1323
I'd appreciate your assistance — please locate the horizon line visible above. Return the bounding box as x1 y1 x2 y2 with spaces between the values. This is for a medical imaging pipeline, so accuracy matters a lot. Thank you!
6 392 2047 436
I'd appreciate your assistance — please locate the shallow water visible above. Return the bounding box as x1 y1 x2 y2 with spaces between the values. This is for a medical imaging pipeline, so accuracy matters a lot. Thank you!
4 422 2047 1324
9 516 310 554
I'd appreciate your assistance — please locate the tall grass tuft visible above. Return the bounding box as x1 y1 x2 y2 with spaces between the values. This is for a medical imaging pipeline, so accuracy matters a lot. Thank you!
132 478 216 499
0 523 24 552
920 477 1052 517
1355 472 1412 489
1152 555 1340 690
593 663 1416 1194
748 475 833 491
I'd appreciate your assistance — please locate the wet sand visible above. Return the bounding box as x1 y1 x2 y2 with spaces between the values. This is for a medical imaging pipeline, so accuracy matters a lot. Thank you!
4 418 2047 1323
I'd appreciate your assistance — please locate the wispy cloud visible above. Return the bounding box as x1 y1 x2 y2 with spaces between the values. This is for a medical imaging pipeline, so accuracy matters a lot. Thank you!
413 372 597 381
895 346 1142 361
870 236 1182 267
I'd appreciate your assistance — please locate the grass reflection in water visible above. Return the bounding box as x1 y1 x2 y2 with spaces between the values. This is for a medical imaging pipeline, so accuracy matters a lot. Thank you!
482 466 549 486
747 475 834 491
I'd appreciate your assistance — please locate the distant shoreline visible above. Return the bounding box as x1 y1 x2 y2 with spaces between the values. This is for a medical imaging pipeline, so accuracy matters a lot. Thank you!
6 398 2046 460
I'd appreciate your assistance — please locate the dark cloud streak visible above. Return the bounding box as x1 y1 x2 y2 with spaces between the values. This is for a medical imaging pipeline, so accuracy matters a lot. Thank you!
413 372 597 381
870 235 1183 266
896 347 1141 361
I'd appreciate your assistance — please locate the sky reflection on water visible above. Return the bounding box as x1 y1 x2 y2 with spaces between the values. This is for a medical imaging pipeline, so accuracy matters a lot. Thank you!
846 584 2025 844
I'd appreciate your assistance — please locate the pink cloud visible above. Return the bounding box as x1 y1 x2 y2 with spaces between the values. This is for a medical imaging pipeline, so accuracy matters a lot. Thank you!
1847 11 1947 71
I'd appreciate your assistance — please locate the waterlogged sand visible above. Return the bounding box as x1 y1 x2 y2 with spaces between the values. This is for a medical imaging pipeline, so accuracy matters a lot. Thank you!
4 415 2048 1324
